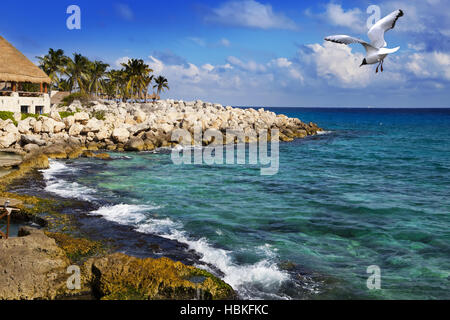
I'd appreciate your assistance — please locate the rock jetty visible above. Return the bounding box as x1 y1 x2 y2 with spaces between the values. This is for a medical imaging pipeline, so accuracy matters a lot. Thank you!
0 99 322 155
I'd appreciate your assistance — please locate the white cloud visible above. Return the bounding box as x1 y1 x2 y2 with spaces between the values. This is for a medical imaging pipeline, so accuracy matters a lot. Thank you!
305 42 372 87
206 0 298 30
270 57 292 68
408 43 426 51
324 3 365 33
115 56 131 68
227 56 267 72
406 51 450 80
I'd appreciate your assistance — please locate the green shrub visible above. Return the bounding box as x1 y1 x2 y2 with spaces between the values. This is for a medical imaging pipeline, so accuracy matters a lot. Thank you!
0 111 17 126
59 111 75 119
92 110 106 120
21 113 49 121
61 92 91 106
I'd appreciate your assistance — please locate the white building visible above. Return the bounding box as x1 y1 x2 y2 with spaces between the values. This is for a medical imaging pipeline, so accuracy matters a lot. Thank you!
0 36 51 114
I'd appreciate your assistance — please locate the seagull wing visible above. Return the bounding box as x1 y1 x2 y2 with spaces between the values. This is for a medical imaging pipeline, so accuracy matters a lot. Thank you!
368 9 404 48
325 35 377 54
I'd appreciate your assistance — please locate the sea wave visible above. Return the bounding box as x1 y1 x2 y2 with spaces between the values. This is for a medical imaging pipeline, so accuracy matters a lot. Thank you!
43 160 290 299
316 130 333 135
41 161 97 201
137 220 290 300
90 204 161 225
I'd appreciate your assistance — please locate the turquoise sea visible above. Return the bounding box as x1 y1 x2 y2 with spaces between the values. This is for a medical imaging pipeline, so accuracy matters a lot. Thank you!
39 108 450 300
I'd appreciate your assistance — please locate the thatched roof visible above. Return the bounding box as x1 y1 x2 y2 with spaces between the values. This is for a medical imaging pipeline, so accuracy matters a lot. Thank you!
0 36 51 84
51 91 71 105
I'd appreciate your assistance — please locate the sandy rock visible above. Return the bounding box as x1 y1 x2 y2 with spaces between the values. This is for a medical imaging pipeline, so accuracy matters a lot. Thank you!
68 123 84 136
0 132 18 148
41 117 56 134
74 112 90 123
17 120 32 134
0 227 70 300
54 121 66 133
95 128 110 141
112 127 130 143
134 110 147 124
4 123 19 135
64 116 75 129
82 118 103 133
124 137 145 152
50 111 62 122
33 120 42 133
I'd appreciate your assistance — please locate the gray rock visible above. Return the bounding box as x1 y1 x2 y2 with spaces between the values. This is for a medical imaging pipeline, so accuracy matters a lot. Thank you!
21 135 46 146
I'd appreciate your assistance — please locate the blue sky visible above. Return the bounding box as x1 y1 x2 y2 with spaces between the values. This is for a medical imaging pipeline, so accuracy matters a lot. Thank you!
1 0 450 107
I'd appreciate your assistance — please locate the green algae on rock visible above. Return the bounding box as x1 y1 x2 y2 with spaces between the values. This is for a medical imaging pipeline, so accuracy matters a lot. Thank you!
84 253 236 300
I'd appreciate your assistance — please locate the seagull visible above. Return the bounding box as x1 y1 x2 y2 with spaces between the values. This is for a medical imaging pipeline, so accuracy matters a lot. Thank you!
325 9 404 73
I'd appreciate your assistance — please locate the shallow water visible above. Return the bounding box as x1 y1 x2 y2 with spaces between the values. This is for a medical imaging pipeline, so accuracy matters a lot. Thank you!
40 108 450 300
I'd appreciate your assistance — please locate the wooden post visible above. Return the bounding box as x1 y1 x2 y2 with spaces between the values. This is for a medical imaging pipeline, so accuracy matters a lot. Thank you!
40 82 43 93
6 214 10 240
11 82 16 92
44 83 48 93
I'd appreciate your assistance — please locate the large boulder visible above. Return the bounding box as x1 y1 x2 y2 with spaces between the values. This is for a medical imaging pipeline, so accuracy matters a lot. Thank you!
33 120 43 133
95 128 110 141
17 120 32 134
4 123 19 135
82 118 103 134
0 132 18 148
54 121 66 134
21 134 46 146
124 137 145 152
74 112 90 123
84 253 235 300
64 116 75 129
50 111 62 122
112 127 130 143
134 110 147 124
0 227 70 300
68 123 84 136
41 117 56 134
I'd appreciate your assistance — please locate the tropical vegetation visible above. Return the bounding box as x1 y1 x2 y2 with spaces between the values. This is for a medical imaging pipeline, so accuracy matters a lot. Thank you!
37 49 169 102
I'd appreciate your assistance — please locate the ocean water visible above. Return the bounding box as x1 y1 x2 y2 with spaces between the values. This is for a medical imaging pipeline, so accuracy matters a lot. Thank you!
41 108 450 300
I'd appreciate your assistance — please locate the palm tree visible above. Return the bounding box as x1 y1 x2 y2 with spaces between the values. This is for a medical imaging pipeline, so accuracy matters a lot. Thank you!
65 53 90 93
121 59 153 100
58 79 73 92
87 60 110 97
153 76 169 99
37 49 68 89
106 69 128 100
142 74 153 102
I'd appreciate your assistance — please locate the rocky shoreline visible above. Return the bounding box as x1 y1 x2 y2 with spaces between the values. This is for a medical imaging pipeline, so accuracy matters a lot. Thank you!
0 99 322 300
1 99 322 155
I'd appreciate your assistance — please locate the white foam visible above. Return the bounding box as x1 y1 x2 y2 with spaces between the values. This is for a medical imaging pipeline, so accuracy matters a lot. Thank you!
41 160 96 201
91 204 162 225
137 221 290 300
316 130 333 135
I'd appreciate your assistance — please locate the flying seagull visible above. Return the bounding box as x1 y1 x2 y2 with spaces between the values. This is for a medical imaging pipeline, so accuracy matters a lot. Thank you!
325 9 404 73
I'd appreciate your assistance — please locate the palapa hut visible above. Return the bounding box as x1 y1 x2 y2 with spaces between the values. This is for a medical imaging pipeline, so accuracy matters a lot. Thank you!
0 36 51 114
